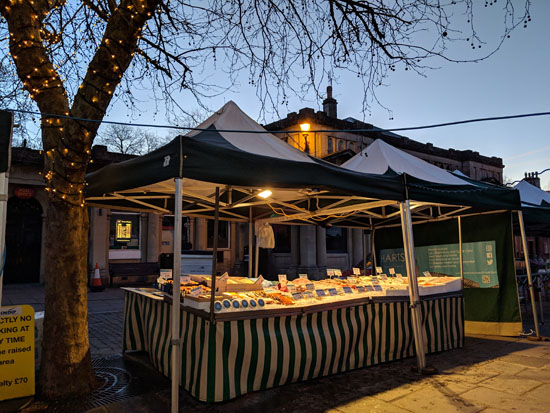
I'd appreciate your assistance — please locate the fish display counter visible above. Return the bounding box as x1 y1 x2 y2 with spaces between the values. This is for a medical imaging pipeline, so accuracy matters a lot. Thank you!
122 273 463 402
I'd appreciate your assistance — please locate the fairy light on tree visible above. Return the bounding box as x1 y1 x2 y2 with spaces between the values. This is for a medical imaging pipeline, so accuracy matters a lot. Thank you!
0 0 531 401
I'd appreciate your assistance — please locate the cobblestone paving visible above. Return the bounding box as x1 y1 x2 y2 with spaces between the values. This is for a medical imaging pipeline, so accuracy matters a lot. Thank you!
89 311 124 357
2 283 126 357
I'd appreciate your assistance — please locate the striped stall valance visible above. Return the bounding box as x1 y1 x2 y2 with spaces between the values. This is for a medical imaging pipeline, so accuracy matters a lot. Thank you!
123 291 463 402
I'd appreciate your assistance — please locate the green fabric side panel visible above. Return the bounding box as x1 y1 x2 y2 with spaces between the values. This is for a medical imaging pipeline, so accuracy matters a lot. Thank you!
374 212 520 325
461 213 521 324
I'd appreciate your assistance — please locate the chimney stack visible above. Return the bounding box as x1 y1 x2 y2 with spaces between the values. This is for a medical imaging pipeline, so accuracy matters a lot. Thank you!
524 171 541 188
322 86 338 118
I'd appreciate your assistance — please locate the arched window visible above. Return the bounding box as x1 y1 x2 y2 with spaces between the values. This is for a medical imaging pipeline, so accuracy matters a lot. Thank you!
327 137 334 154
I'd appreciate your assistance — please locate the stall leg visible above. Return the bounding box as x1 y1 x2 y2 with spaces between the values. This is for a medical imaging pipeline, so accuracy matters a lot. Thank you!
400 201 427 372
255 243 260 277
458 217 464 289
518 210 540 338
171 178 183 413
371 229 377 274
248 208 253 277
210 187 220 322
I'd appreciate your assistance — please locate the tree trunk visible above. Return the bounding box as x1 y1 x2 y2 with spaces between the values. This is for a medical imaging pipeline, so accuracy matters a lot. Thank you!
38 197 96 398
1 0 161 398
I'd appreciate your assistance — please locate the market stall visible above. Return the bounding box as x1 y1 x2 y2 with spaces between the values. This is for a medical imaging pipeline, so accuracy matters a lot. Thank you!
85 102 519 407
121 284 463 402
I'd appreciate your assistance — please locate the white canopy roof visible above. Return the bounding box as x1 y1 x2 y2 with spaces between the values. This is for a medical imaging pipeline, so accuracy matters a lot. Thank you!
187 100 315 163
342 139 467 185
513 180 550 207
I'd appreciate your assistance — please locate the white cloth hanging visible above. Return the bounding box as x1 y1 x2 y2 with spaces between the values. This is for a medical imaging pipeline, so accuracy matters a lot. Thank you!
254 222 275 249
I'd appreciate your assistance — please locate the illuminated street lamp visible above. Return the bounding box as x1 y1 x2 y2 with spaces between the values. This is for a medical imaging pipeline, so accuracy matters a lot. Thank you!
299 123 311 154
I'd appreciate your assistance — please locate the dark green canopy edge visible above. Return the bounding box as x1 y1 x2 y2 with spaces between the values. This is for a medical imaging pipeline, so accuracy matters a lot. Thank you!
86 128 404 201
85 127 521 211
405 173 521 211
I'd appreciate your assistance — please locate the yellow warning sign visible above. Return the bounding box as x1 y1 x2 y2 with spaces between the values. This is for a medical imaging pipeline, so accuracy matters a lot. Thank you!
0 305 35 401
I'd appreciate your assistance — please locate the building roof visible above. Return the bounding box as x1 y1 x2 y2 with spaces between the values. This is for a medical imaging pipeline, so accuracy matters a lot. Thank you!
264 108 503 168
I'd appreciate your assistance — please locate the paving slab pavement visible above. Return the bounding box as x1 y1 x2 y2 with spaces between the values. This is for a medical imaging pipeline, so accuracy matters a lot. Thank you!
2 283 124 357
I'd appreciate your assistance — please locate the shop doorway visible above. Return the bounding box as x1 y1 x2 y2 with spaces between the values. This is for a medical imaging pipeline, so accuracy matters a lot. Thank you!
5 196 43 283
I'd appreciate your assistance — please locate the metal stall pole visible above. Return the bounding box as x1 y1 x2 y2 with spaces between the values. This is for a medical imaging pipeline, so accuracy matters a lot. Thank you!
458 217 464 288
209 187 221 322
0 110 13 307
254 243 260 277
518 210 540 338
171 178 183 413
399 201 427 371
371 229 377 273
363 231 368 275
248 208 253 277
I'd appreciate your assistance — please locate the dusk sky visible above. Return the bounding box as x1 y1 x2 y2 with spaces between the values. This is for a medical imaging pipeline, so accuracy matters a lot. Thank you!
105 1 549 189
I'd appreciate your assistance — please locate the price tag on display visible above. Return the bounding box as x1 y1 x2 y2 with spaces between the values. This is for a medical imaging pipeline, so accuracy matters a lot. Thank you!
376 266 383 275
389 268 395 275
181 275 191 284
380 274 388 281
343 286 353 294
373 285 383 292
160 270 172 280
328 288 338 296
352 267 361 275
356 286 365 293
278 274 287 282
327 269 335 277
316 289 326 297
305 283 315 291
365 285 375 292
334 269 342 277
299 273 308 279
304 291 315 299
292 292 304 301
423 271 431 277
189 286 202 297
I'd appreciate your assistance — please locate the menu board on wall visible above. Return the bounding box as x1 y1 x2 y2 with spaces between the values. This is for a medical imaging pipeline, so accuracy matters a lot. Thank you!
115 220 132 242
